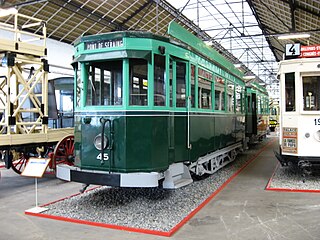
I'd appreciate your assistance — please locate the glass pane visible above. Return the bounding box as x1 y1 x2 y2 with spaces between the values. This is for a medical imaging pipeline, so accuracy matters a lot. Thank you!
191 64 195 108
235 85 242 113
198 68 212 109
154 55 166 106
169 60 173 107
227 82 234 112
176 62 186 107
285 72 295 111
215 76 225 111
247 95 251 113
75 64 81 107
85 60 122 106
129 59 148 106
303 76 320 111
198 78 212 109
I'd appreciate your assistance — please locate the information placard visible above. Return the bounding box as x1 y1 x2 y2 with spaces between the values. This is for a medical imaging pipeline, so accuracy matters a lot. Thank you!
21 158 50 178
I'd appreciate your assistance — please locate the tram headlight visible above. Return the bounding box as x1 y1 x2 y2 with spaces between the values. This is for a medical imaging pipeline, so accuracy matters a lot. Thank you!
314 130 320 142
305 132 310 138
94 134 108 150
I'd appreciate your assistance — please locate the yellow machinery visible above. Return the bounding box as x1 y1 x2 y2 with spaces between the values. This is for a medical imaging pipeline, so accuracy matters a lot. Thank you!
0 12 74 174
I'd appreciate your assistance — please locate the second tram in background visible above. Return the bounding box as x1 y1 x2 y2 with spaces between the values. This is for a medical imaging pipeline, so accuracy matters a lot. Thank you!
246 82 269 144
275 43 320 169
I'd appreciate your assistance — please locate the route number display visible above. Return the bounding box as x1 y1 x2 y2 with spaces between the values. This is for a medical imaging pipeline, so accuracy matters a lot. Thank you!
285 43 301 58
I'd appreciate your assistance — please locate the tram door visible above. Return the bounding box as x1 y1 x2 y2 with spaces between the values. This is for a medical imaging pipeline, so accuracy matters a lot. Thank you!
247 92 257 135
169 58 189 163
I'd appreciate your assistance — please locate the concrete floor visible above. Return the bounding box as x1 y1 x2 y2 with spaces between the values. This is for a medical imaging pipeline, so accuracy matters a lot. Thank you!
1 137 320 240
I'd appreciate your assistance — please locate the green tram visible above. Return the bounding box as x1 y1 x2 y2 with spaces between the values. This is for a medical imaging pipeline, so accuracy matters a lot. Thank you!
57 21 248 189
245 82 269 144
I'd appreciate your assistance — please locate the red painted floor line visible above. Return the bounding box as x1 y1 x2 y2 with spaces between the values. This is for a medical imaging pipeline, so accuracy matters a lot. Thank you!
25 211 171 237
265 163 320 193
168 139 276 236
25 140 275 237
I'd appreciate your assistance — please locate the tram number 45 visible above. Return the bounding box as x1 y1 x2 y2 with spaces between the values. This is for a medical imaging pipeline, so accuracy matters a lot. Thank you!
97 153 109 161
314 118 320 125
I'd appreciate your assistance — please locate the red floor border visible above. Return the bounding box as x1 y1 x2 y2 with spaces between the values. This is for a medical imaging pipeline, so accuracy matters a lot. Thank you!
265 163 320 193
25 139 276 237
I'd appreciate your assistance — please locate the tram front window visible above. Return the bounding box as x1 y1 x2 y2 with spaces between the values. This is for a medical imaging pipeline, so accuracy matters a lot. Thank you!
303 76 320 111
285 73 295 112
129 59 148 106
86 60 123 106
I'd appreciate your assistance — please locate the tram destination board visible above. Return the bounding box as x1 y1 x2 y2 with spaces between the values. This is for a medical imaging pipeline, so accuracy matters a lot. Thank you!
85 39 123 50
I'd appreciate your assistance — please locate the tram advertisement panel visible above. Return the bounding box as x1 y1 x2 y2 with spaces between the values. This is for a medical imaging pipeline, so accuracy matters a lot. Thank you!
282 127 298 154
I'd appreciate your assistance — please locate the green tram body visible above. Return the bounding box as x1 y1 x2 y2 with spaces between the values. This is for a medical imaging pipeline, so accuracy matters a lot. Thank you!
57 21 253 188
245 82 269 144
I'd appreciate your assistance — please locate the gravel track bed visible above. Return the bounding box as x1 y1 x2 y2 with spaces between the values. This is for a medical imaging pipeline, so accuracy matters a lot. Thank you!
44 139 272 232
269 164 320 190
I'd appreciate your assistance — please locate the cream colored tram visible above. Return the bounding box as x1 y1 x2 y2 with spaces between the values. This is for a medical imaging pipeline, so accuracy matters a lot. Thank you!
275 55 320 168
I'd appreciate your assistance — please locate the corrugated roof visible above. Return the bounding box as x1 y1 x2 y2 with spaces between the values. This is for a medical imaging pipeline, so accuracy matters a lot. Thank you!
1 0 318 88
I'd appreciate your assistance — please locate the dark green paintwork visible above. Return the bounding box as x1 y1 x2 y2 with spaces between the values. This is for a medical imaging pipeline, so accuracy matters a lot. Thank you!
74 111 245 173
167 21 243 79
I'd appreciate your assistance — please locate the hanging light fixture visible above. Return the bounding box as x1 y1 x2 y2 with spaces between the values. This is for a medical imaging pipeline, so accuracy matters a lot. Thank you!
278 33 310 40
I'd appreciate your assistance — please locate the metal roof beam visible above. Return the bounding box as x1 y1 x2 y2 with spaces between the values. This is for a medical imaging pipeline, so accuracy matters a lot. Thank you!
225 45 274 51
203 24 259 32
246 0 281 61
278 0 320 18
128 1 154 30
49 0 122 31
120 0 153 26
289 0 296 31
153 0 208 40
80 0 127 35
6 0 48 8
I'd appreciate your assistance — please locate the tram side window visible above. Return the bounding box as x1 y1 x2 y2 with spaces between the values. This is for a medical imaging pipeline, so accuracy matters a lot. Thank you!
235 85 242 113
227 82 234 112
215 76 225 111
86 60 123 106
285 73 295 111
154 55 166 106
198 68 213 109
303 76 320 111
176 62 186 107
198 79 212 109
247 95 252 113
191 64 196 108
169 61 173 107
74 63 81 108
129 59 148 106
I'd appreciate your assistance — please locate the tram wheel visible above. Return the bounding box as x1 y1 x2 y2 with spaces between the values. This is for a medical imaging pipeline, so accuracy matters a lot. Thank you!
11 153 28 175
52 135 75 169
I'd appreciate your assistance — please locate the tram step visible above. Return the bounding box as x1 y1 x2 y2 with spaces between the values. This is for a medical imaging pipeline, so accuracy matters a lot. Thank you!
162 162 193 189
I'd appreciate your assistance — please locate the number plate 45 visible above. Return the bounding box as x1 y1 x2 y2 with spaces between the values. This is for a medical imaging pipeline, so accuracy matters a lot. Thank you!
96 153 109 161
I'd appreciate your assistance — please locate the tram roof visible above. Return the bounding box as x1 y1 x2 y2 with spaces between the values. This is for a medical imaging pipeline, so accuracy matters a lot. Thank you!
1 0 319 85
